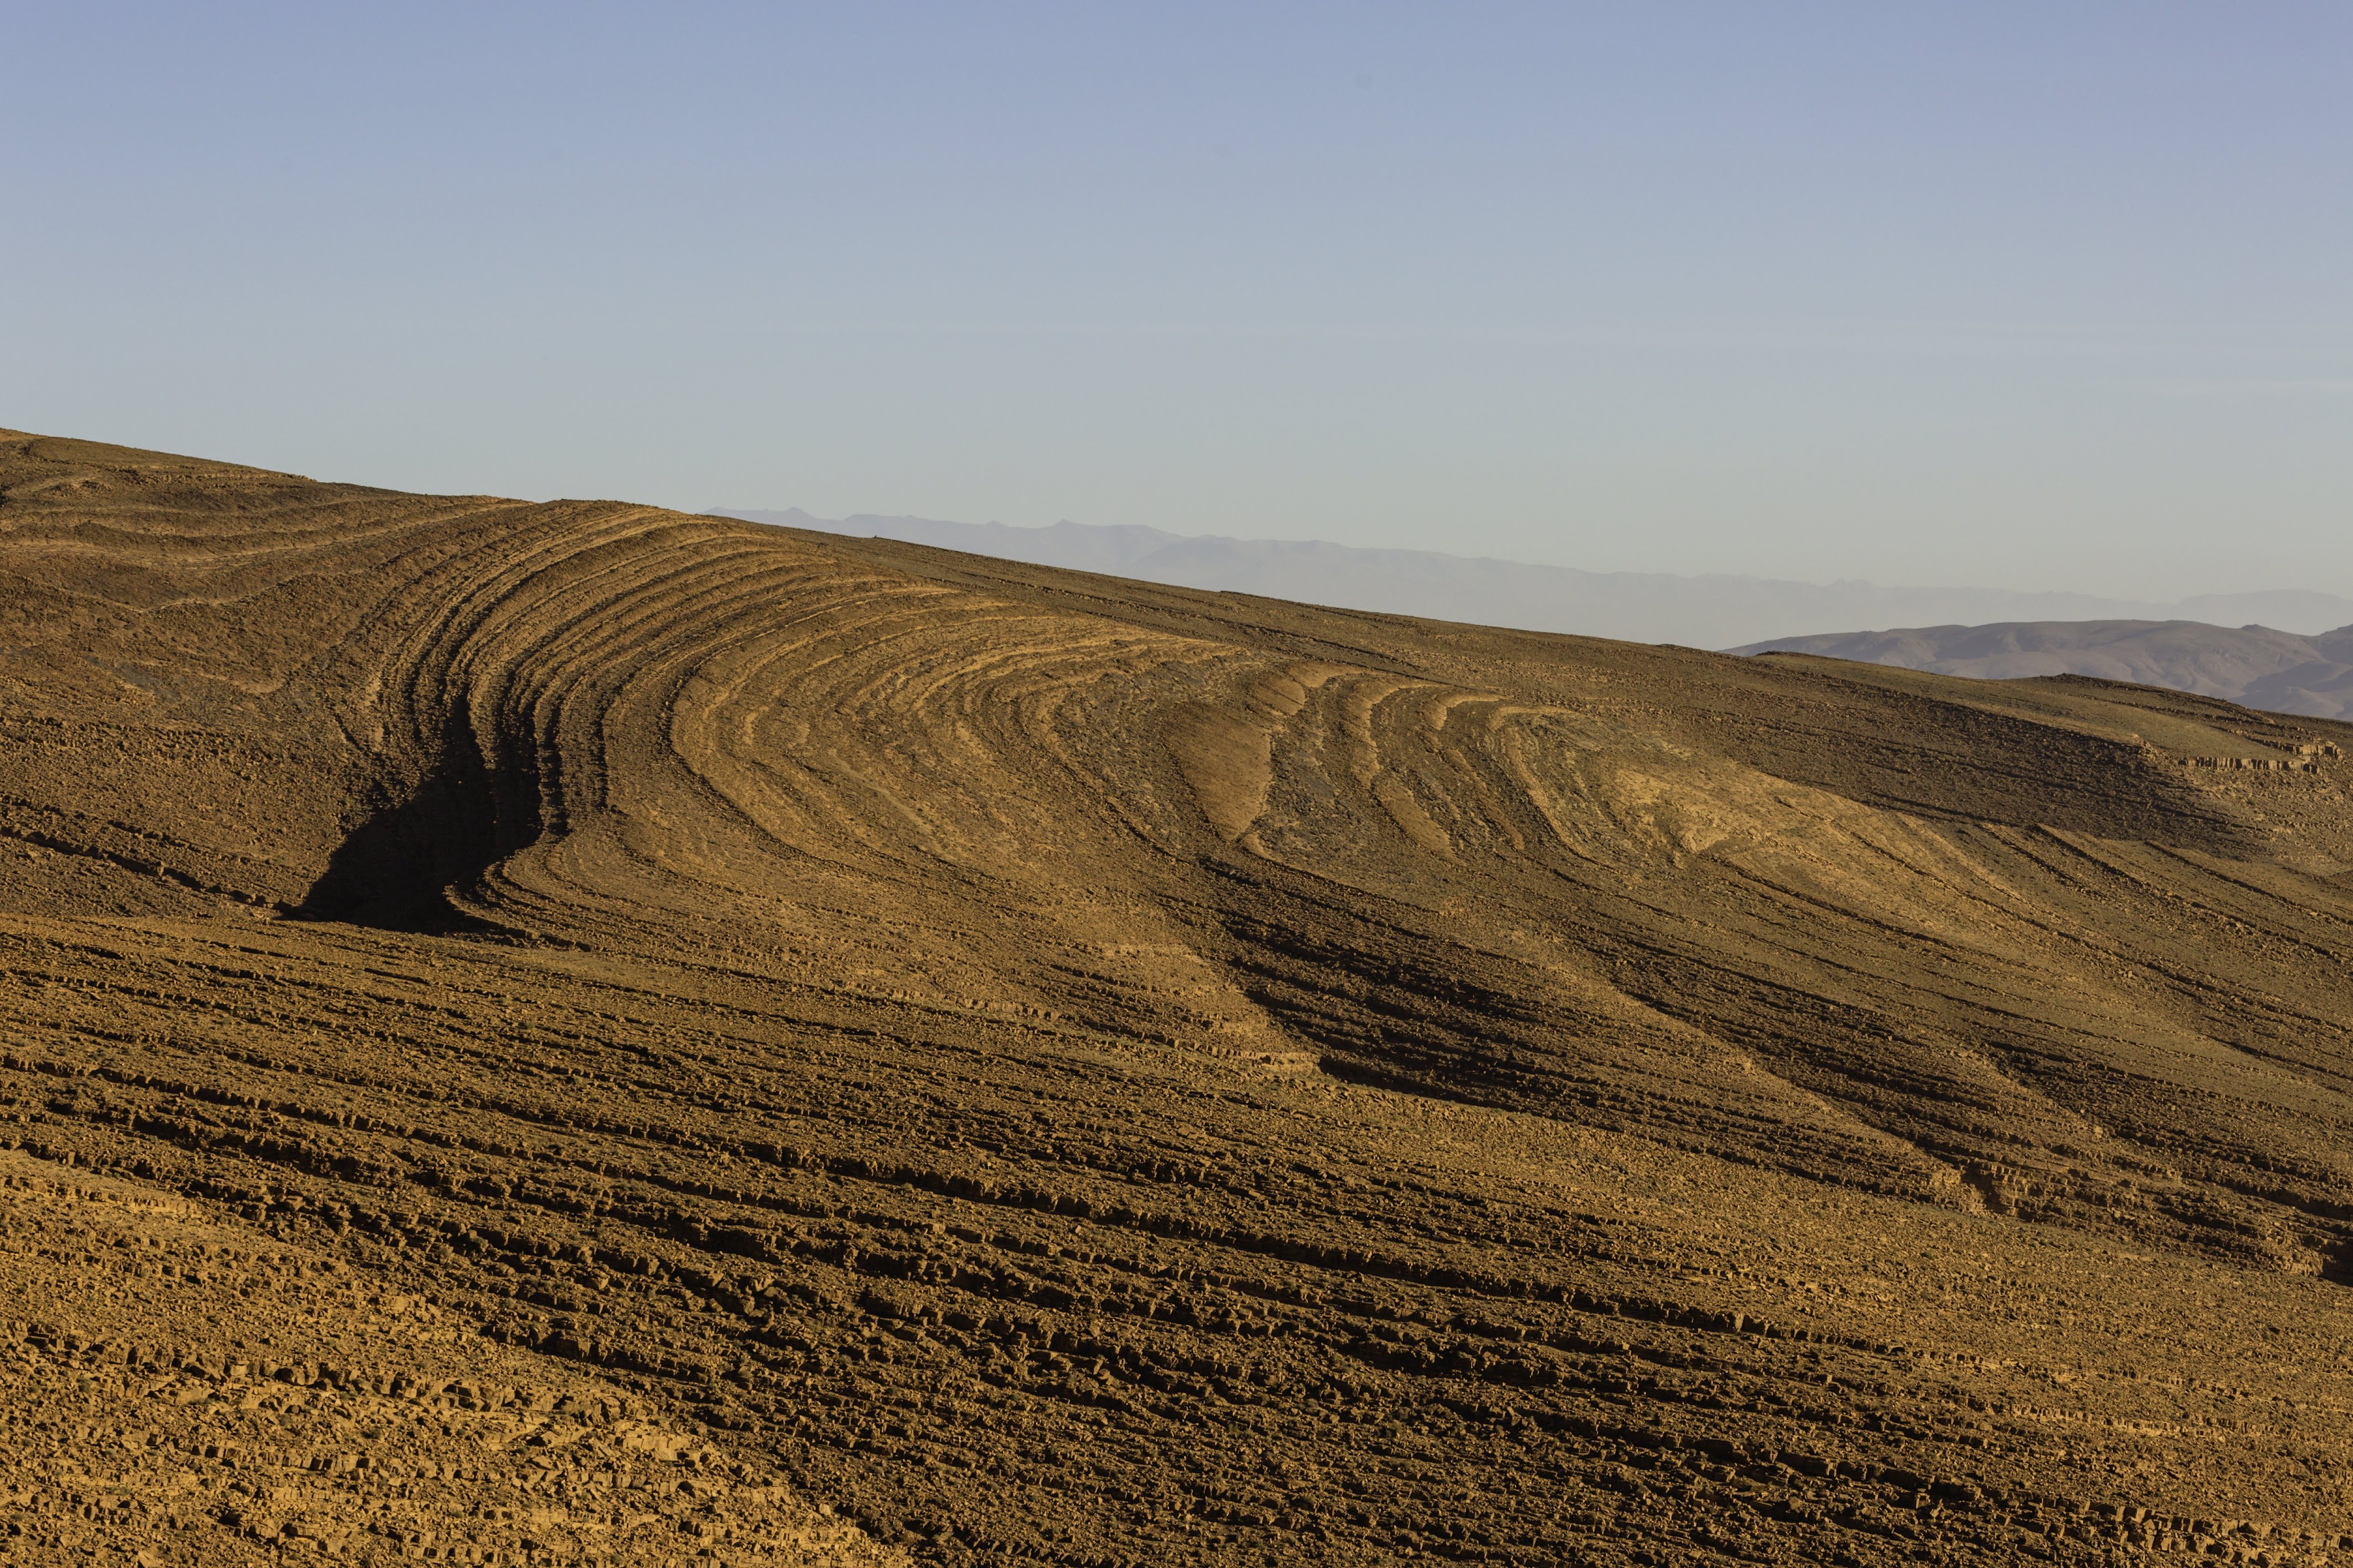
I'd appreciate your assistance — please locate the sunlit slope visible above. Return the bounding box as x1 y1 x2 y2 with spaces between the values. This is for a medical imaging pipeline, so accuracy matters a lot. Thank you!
770 536 2353 1260
9 430 2353 1564
0 1152 894 1564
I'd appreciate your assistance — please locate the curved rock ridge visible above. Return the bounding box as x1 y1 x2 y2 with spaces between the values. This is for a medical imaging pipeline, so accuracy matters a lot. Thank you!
8 429 2353 1564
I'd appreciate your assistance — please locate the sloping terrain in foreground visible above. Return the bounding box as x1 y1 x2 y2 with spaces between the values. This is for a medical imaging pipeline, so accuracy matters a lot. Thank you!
0 1152 890 1563
8 431 2353 1565
1736 619 2353 720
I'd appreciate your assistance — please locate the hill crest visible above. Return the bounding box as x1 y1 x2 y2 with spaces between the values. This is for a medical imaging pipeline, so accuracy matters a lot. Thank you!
1738 616 2353 718
10 429 2353 1563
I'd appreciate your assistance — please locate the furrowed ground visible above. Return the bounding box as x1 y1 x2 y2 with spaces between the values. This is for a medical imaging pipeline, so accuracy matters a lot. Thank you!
6 429 2353 1565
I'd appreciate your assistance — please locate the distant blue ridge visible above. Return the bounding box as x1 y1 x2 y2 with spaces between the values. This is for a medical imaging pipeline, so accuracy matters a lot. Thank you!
711 507 2353 661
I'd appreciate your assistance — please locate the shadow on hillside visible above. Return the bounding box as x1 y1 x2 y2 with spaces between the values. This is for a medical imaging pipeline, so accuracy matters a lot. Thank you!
294 724 540 934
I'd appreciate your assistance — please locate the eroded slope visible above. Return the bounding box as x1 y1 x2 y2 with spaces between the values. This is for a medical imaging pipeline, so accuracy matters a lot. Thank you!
8 430 2353 1564
0 1152 893 1565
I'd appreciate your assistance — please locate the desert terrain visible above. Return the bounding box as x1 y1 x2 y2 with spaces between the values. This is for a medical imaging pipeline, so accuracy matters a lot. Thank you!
9 429 2353 1565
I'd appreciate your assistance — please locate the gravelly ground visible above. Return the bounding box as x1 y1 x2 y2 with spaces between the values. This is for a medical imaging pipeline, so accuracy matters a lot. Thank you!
7 429 2353 1565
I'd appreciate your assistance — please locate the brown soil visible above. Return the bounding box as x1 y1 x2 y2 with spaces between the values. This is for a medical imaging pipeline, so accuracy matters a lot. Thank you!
6 429 2353 1565
0 1152 892 1566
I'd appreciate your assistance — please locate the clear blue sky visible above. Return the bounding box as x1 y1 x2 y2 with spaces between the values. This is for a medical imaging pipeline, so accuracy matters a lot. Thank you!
6 3 2348 597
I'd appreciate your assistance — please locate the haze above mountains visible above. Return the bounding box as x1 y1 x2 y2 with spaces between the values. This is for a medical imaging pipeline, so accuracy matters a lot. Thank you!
1742 620 2353 721
716 509 2353 652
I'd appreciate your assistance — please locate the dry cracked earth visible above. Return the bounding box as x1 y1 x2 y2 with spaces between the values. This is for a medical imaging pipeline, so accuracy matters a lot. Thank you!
7 430 2353 1566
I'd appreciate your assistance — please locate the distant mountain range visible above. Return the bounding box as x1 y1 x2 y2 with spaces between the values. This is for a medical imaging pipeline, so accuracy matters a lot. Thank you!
1735 620 2353 720
710 509 2353 650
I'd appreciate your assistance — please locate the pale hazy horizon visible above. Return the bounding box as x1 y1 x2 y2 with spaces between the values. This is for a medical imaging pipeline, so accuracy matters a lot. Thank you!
715 506 2353 649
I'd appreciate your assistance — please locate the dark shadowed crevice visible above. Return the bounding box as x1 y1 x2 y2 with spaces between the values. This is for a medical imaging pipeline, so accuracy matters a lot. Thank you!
295 713 542 933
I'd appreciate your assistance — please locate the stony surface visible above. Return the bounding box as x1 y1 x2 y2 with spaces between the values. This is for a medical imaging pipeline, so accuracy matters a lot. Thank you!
7 429 2353 1563
0 1153 895 1565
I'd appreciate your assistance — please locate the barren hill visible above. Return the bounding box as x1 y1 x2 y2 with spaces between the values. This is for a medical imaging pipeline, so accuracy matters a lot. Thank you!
10 431 2353 1565
1736 618 2353 719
